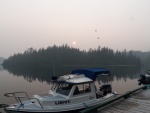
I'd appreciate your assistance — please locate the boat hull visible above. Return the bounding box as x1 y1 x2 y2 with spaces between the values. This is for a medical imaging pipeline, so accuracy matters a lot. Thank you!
4 108 83 113
4 93 116 113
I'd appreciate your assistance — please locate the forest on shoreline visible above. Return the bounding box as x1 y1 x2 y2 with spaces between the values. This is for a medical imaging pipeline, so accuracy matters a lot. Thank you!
2 44 141 69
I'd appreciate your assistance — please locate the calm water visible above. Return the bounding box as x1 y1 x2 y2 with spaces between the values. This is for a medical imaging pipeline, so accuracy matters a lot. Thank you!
0 65 148 113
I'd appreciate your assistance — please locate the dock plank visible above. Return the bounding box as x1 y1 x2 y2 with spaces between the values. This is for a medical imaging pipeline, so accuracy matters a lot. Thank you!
97 88 150 113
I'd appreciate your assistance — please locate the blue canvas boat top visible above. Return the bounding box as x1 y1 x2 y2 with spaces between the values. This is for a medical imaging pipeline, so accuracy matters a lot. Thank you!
71 68 110 81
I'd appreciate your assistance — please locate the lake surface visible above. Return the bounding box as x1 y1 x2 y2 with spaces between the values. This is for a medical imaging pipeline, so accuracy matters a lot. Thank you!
0 65 149 113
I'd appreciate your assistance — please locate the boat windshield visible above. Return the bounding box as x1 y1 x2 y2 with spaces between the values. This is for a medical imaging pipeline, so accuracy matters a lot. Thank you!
56 83 73 96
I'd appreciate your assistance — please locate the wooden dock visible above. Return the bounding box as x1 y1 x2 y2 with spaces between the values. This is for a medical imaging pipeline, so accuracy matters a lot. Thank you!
98 87 150 113
80 85 150 113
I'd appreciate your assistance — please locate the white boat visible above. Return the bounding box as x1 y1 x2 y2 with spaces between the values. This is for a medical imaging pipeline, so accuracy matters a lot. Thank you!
4 68 117 113
138 70 150 85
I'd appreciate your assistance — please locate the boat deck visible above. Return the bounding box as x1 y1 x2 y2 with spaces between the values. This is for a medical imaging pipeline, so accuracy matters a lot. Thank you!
97 87 150 113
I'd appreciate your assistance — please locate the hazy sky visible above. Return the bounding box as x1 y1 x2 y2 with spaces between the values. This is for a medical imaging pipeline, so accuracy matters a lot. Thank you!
0 0 150 58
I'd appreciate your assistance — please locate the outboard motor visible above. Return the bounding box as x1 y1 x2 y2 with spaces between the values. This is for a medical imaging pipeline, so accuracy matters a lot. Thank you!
100 84 112 96
138 74 150 85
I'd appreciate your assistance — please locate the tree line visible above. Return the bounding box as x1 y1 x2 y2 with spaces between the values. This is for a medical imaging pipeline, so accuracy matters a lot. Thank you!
131 51 150 65
2 44 141 69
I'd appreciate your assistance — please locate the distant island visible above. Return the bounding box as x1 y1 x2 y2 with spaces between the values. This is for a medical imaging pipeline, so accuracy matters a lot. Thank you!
2 44 142 69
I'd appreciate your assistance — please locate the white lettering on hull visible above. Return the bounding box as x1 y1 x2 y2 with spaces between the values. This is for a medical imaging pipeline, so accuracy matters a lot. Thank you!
55 100 70 105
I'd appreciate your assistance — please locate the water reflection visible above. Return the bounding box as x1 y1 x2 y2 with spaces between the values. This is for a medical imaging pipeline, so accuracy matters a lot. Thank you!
98 66 141 83
3 65 141 84
0 65 3 71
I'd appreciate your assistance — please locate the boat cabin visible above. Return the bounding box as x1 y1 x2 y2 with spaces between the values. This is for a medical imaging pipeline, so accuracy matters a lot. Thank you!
33 68 111 106
51 74 93 96
34 74 97 106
